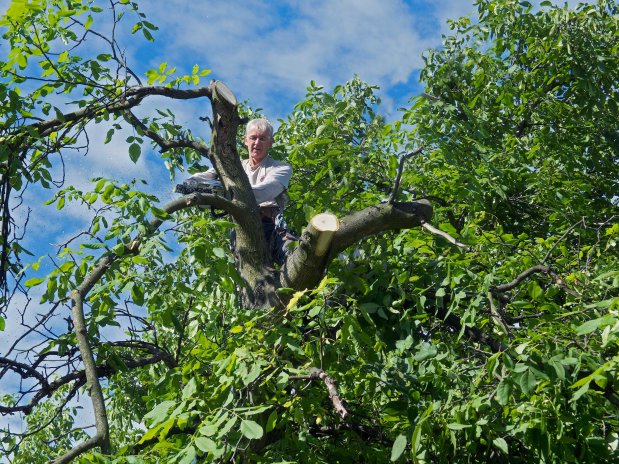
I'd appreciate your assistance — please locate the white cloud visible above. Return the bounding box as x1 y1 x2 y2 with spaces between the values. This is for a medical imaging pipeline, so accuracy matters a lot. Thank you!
139 0 450 117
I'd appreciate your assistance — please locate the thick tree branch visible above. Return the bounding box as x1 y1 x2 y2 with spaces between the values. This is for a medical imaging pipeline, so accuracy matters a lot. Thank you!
332 201 433 254
11 85 212 143
281 200 433 291
207 80 279 309
61 289 110 457
51 436 104 464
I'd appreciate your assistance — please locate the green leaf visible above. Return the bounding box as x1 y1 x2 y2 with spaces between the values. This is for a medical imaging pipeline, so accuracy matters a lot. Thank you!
0 317 5 331
217 416 237 438
518 370 537 396
413 342 437 361
390 434 407 461
493 437 509 454
242 363 261 386
194 436 217 453
178 446 196 464
447 423 471 430
131 284 144 306
576 316 615 335
213 247 225 258
549 357 566 380
571 382 590 402
496 379 512 405
25 277 46 287
182 378 197 400
143 400 176 425
529 282 543 300
137 424 162 444
199 423 218 437
129 143 141 163
240 419 263 439
265 411 277 433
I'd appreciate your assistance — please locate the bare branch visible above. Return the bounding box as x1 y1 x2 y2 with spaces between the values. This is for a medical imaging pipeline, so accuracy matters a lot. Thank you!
388 148 423 204
0 348 175 416
290 368 348 419
0 356 50 392
281 200 433 291
421 222 468 249
542 218 585 264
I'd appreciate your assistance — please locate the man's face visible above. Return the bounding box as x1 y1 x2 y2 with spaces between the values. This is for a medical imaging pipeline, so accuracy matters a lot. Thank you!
244 127 273 166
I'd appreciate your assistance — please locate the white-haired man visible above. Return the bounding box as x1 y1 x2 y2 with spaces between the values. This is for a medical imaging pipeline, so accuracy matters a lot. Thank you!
187 118 293 265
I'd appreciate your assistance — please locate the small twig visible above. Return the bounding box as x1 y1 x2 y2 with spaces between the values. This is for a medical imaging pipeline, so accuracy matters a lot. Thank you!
506 312 545 322
388 148 423 204
486 291 509 336
421 222 468 249
542 218 585 264
290 368 348 419
123 109 211 157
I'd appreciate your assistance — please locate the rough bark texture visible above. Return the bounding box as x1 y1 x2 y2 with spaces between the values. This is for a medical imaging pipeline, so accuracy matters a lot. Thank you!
207 81 281 309
281 200 433 292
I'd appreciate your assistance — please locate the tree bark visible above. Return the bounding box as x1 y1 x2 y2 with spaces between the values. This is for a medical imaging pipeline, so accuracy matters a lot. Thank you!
281 200 433 292
206 81 281 309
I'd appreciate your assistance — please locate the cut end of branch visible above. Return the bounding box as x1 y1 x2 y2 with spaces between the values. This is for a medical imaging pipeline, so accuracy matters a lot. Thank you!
310 213 340 256
212 80 237 107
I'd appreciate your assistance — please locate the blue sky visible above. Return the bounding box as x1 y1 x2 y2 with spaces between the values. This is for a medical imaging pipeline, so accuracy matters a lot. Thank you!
0 0 590 451
135 0 475 119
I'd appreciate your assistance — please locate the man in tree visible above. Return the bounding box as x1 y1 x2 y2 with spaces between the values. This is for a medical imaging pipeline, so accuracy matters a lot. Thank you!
184 118 293 265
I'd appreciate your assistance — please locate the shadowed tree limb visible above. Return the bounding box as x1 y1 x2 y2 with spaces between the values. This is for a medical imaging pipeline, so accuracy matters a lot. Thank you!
122 109 211 156
492 265 550 293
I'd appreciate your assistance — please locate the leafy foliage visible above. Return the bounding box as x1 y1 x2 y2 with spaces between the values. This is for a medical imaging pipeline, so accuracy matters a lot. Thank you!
1 1 618 463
